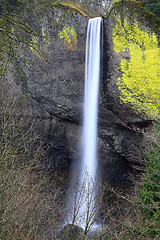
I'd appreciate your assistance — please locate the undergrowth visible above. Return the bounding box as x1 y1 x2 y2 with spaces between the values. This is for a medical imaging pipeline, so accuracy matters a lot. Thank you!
102 119 160 240
0 82 64 240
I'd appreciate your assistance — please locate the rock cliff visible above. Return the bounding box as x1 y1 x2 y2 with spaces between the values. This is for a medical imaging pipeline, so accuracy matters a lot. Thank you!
3 1 159 184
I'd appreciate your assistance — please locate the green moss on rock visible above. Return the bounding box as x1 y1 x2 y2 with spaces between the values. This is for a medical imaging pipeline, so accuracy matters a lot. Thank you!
59 26 77 50
112 16 160 118
50 1 92 18
107 0 160 36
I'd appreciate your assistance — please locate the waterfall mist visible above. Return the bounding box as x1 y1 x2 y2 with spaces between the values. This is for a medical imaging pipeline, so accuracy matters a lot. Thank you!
67 17 103 231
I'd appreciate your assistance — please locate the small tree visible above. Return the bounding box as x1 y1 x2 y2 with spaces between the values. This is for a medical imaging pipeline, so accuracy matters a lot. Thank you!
67 170 102 236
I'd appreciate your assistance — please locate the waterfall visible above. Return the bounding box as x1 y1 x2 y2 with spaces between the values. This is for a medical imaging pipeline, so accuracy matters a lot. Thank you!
82 16 102 187
71 17 103 230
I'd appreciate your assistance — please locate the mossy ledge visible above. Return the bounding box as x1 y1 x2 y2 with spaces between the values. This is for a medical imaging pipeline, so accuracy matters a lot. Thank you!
49 1 93 18
106 0 160 37
105 0 123 18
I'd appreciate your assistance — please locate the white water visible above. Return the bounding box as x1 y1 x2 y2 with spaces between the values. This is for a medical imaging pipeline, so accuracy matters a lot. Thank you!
82 17 102 185
75 17 103 229
66 17 103 231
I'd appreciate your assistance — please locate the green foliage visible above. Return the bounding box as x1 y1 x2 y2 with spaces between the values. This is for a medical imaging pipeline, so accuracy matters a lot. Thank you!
0 0 19 14
121 120 160 239
112 16 160 118
102 120 160 240
136 119 160 238
144 0 160 18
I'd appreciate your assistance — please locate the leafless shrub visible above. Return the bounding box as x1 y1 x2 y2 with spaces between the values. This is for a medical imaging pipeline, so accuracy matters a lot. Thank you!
0 82 64 240
66 170 103 236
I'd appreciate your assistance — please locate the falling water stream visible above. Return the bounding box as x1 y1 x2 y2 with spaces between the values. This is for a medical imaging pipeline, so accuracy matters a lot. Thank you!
76 17 103 229
66 17 103 232
82 16 102 188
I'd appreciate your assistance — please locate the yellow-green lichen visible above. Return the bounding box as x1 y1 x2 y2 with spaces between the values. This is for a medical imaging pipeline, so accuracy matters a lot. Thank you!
59 26 77 51
51 1 92 18
106 0 123 18
30 36 38 52
42 26 46 42
30 35 44 59
113 17 160 118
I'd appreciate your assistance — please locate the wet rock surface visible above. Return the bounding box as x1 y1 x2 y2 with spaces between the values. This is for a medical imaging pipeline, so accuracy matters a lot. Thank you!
6 2 155 185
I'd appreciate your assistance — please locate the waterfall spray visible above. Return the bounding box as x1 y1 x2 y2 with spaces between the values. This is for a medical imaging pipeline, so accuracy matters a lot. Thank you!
67 17 103 231
78 17 103 229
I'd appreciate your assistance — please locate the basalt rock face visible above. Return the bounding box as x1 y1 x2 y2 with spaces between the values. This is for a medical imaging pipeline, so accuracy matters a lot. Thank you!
99 2 159 183
26 5 88 171
7 3 88 171
6 2 158 184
